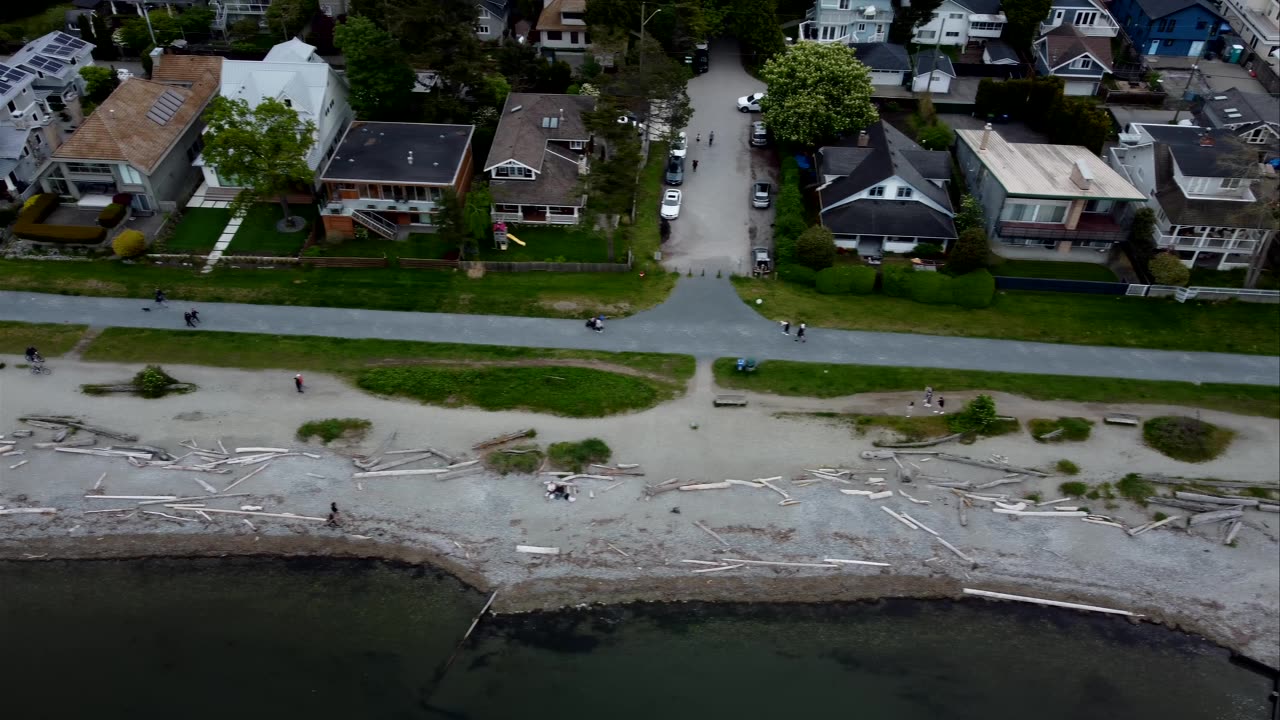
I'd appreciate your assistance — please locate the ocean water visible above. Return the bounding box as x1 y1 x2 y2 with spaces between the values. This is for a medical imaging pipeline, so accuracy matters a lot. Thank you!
0 558 1271 720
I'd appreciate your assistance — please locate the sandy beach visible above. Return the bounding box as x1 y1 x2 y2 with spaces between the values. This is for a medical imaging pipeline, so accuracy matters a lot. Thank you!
2 357 1277 668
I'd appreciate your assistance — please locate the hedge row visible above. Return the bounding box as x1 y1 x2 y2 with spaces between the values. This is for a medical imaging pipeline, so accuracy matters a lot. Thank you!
97 203 128 228
14 193 109 244
779 263 996 308
773 156 804 265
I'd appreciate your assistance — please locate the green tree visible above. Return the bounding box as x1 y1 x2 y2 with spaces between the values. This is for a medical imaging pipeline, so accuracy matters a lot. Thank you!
582 97 642 261
334 16 415 120
600 35 693 143
946 227 989 274
1149 252 1190 286
201 96 316 228
1047 96 1111 154
177 6 216 36
795 224 836 270
434 187 468 257
229 17 263 40
915 121 954 151
1128 206 1158 275
265 0 319 37
79 66 119 104
949 394 998 433
351 0 486 91
760 42 877 145
464 183 493 241
1002 0 1055 48
92 14 118 60
954 194 983 235
889 0 945 44
734 0 786 67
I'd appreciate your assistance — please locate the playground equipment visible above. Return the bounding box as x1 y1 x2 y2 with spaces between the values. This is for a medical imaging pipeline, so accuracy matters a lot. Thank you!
492 222 526 250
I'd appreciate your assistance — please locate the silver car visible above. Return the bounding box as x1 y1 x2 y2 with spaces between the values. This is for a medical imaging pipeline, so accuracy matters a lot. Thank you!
752 181 772 209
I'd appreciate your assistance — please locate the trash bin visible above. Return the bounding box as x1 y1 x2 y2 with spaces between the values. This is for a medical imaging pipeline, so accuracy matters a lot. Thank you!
1228 44 1244 63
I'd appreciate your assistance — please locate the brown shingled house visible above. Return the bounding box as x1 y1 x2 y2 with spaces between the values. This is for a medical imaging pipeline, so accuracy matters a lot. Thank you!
37 51 219 214
483 92 595 225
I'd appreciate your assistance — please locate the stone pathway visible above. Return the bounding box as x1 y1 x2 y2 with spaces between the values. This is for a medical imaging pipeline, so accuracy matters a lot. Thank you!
184 182 237 274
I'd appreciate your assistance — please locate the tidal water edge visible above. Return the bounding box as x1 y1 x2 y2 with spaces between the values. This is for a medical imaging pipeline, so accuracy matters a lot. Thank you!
0 558 1271 720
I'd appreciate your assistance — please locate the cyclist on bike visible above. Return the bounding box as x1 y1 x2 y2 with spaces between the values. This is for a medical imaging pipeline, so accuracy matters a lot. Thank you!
25 346 40 363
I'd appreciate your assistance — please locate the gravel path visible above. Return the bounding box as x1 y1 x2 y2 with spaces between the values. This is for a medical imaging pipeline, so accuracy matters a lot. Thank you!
4 279 1278 385
1 358 1276 668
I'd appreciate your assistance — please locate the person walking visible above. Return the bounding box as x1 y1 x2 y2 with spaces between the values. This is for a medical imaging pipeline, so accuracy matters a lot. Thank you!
795 322 806 343
325 510 340 527
154 288 167 307
294 373 305 393
907 401 914 418
696 133 701 143
924 386 933 407
708 131 715 146
189 308 201 325
936 396 945 414
692 159 699 172
183 311 195 327
780 320 790 335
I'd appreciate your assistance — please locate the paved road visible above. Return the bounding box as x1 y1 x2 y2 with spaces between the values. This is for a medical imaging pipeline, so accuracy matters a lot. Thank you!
4 280 1278 385
664 39 772 275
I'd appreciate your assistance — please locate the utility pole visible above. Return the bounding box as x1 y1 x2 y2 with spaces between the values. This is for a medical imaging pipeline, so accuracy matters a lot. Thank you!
140 2 158 48
638 2 663 79
1170 64 1199 124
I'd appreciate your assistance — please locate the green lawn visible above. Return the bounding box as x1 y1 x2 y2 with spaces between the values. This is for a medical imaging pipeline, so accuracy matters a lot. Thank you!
0 321 87 357
1188 267 1280 290
482 226 610 263
308 234 453 259
991 260 1118 282
733 278 1280 355
226 203 320 256
631 141 668 272
161 208 231 254
711 358 1280 419
81 328 696 417
0 257 676 318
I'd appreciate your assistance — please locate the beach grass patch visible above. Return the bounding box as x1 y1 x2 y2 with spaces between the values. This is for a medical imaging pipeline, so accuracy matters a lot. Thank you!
1143 416 1235 463
485 445 544 475
297 418 372 444
1055 459 1080 475
547 438 611 472
1059 481 1088 497
1116 473 1155 505
1030 417 1094 442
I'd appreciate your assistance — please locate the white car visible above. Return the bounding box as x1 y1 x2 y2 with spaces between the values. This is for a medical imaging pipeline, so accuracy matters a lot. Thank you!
660 189 682 220
737 92 765 112
670 131 688 158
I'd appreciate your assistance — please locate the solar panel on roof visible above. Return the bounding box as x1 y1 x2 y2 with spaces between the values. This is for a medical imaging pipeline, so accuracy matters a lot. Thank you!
0 64 30 96
25 56 65 73
146 89 185 125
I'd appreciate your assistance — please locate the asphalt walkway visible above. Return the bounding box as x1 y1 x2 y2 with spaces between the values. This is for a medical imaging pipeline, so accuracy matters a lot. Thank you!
4 278 1278 386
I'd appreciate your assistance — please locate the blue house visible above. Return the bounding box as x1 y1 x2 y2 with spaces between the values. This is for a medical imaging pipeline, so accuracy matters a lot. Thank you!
1111 0 1226 57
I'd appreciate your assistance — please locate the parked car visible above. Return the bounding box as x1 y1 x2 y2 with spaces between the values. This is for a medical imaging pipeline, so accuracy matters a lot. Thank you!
665 156 684 186
752 181 772 208
661 189 683 219
737 92 765 112
750 121 768 147
670 131 688 158
752 247 772 275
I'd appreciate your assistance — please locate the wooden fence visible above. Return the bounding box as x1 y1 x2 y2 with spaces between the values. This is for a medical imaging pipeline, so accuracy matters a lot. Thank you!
457 260 632 273
1101 88 1167 106
399 258 460 270
302 255 389 268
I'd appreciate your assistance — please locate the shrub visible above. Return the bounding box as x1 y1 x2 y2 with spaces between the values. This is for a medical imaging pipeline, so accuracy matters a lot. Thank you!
882 264 913 297
0 203 20 227
796 224 836 270
815 266 858 294
914 243 944 259
1116 473 1154 505
485 444 544 474
947 227 989 274
1059 481 1088 496
112 192 133 206
1030 417 1094 442
133 365 179 399
948 394 997 433
916 121 954 151
909 271 953 304
16 223 108 244
1143 416 1234 462
547 438 611 472
950 269 996 308
1150 252 1190 286
296 417 372 444
954 194 983 235
848 265 877 294
113 229 147 257
777 264 817 286
18 193 58 223
1055 459 1080 475
97 203 127 228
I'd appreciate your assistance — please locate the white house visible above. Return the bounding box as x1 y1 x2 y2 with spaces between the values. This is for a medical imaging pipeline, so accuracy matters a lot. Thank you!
1221 0 1280 59
0 62 66 200
5 31 96 135
850 42 911 86
1109 123 1277 270
193 38 353 195
1034 23 1115 95
477 0 509 41
535 0 591 54
912 50 955 93
800 0 893 44
912 0 1007 46
1039 0 1122 37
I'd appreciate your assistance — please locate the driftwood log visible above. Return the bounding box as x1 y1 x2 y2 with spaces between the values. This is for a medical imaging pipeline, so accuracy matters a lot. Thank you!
1173 491 1259 507
473 429 536 451
1146 497 1222 513
1141 474 1279 491
875 433 965 449
934 453 1048 477
1187 507 1244 527
19 415 137 442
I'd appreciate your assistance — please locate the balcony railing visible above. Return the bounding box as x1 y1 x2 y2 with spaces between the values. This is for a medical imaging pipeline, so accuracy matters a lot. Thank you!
1157 234 1257 251
998 218 1127 243
1040 16 1120 37
798 21 850 43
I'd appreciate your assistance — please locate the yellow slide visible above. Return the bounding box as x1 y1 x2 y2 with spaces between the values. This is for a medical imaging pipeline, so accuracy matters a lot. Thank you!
505 233 526 246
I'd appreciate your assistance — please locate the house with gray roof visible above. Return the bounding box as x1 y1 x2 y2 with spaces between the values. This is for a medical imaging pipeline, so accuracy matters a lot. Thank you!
1109 123 1277 270
477 0 510 41
911 50 955 93
800 0 893 44
484 92 596 225
1034 22 1115 95
0 62 66 201
1199 87 1280 152
4 31 96 135
817 121 957 255
912 0 1007 46
849 42 910 86
982 39 1020 64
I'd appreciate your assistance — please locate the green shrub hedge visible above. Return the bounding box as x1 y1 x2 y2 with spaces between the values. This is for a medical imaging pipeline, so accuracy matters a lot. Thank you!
815 266 858 294
97 203 127 228
881 264 912 297
951 269 996 308
777 264 817 286
16 223 108 243
848 265 877 294
18 193 58 224
909 271 953 304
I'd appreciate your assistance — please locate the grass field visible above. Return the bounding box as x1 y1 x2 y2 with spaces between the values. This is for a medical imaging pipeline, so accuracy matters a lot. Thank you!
0 321 87 357
1188 267 1280 290
161 208 232 253
712 358 1280 418
990 260 1118 282
226 203 320 256
81 328 695 417
732 278 1280 355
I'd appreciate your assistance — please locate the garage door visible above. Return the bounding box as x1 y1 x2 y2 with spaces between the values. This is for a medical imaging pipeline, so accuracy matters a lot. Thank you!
1063 80 1097 96
870 71 902 86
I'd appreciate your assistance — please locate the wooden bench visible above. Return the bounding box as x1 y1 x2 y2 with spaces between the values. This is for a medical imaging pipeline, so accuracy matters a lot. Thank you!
713 394 748 407
1104 414 1140 426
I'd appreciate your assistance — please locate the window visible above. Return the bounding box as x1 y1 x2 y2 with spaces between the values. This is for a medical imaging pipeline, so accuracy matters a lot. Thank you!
1220 178 1243 190
569 140 585 149
64 162 113 175
477 24 489 34
857 23 866 31
1074 10 1097 25
1163 39 1174 46
839 0 850 8
1084 199 1113 213
494 163 533 179
949 12 963 19
1166 19 1176 32
477 5 490 18
1002 202 1067 223
494 204 520 214
868 186 885 197
570 31 579 44
918 30 937 39
1071 57 1094 70
971 21 1003 30
1156 19 1167 32
185 136 204 163
896 186 913 198
945 31 960 37
547 30 562 40
120 164 143 185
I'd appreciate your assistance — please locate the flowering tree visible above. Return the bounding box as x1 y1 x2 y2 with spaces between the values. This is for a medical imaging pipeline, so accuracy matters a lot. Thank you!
760 42 877 146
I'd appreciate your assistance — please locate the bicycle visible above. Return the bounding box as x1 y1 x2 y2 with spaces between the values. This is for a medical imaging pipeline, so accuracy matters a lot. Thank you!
29 356 51 375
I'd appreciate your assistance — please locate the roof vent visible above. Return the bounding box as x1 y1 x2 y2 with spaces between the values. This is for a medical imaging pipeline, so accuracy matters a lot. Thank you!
1069 159 1093 190
407 150 414 165
510 104 523 113
1222 107 1238 112
1212 95 1228 100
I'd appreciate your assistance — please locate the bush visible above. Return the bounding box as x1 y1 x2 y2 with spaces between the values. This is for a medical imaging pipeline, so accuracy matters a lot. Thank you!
950 269 996 308
18 193 58 224
113 229 147 257
1150 252 1190 286
97 203 127 228
0 203 20 227
815 265 858 294
909 271 953 304
1143 416 1234 462
1116 473 1154 504
1030 417 1094 442
485 444 544 474
16 223 108 244
1059 481 1088 496
1055 459 1080 475
914 242 944 259
915 121 954 150
881 264 913 297
848 265 877 294
547 438 611 472
947 394 997 433
296 418 372 444
946 227 989 274
795 224 836 270
133 365 179 399
777 264 817 286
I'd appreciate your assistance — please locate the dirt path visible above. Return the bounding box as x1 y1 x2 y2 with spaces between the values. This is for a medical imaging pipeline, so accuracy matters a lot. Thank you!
366 356 677 383
1 355 1277 669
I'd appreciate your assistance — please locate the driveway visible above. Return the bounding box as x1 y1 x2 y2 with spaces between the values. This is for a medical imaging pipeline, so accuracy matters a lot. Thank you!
662 39 775 276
